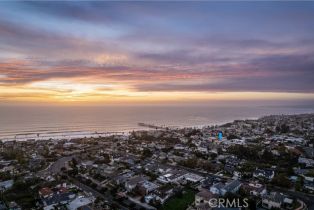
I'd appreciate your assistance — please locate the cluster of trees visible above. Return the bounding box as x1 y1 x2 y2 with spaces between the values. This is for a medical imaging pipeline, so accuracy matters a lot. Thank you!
227 145 262 161
179 158 197 168
0 171 12 181
94 154 111 164
179 157 216 172
275 123 290 133
184 129 202 137
1 149 26 165
141 148 153 159
227 145 298 167
271 174 292 188
226 134 240 140
130 131 181 144
3 177 41 209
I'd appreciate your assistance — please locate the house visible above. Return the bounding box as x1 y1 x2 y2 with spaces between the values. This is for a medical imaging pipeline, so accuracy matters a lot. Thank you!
153 185 174 204
125 176 147 192
156 165 172 174
285 137 305 145
233 170 242 179
144 194 155 204
197 146 208 154
253 169 275 180
157 169 186 184
195 189 217 209
304 180 314 192
39 184 77 209
283 197 294 209
29 154 46 170
222 180 242 195
302 175 314 182
271 149 280 156
225 156 240 166
298 157 314 167
113 171 135 185
80 161 95 169
174 144 186 150
303 147 314 158
39 187 53 198
289 176 298 183
200 177 215 190
0 180 13 191
119 156 136 166
0 202 6 210
0 165 15 173
8 201 21 210
294 168 309 176
210 180 242 196
210 182 225 195
242 182 267 196
136 181 159 195
67 196 94 210
181 173 204 183
230 139 246 145
42 192 76 209
262 192 284 209
224 165 235 175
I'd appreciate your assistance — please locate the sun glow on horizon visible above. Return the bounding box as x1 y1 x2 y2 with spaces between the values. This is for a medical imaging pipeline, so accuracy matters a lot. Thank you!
0 2 313 105
1 77 314 104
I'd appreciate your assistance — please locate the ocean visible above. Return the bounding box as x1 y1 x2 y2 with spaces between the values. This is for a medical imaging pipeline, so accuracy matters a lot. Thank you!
0 105 313 141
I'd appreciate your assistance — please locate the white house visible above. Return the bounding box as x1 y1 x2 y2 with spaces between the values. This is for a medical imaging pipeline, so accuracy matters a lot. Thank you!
262 192 284 209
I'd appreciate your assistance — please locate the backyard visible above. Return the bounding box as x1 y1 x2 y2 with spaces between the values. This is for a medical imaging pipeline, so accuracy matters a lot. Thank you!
160 188 196 210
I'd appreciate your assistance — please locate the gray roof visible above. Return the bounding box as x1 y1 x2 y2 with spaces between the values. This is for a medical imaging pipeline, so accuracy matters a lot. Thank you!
0 202 6 210
263 192 284 203
126 176 147 186
212 182 225 190
303 147 314 158
0 180 13 190
196 189 215 200
223 180 242 192
254 169 274 178
224 165 235 174
43 192 75 206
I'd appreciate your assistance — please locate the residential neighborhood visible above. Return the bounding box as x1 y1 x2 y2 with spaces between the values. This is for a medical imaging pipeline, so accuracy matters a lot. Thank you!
0 113 313 210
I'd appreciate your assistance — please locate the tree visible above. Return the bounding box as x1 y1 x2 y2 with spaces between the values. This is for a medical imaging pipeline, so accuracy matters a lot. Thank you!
210 153 217 160
141 148 153 159
306 169 314 177
103 153 111 164
271 174 292 188
276 124 290 133
200 161 214 172
71 158 78 167
180 158 198 169
227 134 240 140
280 124 290 133
295 180 302 191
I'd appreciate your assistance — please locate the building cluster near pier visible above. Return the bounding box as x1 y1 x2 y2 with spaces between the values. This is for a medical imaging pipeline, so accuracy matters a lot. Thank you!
0 114 313 210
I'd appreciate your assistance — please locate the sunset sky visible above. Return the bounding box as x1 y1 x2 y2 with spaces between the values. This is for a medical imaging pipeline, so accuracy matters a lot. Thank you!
0 2 314 105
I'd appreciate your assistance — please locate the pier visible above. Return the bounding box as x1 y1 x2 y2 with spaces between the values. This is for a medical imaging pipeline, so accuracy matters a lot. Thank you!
138 122 168 130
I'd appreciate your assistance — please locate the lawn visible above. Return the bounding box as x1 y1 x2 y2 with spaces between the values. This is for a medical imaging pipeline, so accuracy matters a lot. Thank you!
161 188 196 210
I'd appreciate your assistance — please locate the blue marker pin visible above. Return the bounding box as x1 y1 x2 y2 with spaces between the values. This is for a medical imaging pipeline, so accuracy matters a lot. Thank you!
218 131 223 140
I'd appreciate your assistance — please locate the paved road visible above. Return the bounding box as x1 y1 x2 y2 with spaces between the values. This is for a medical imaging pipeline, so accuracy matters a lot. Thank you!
68 176 129 210
271 186 314 210
165 163 229 180
38 155 75 176
168 163 314 209
128 196 156 210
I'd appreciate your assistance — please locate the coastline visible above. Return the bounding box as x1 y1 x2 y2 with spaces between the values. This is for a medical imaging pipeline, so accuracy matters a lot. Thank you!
1 113 313 142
